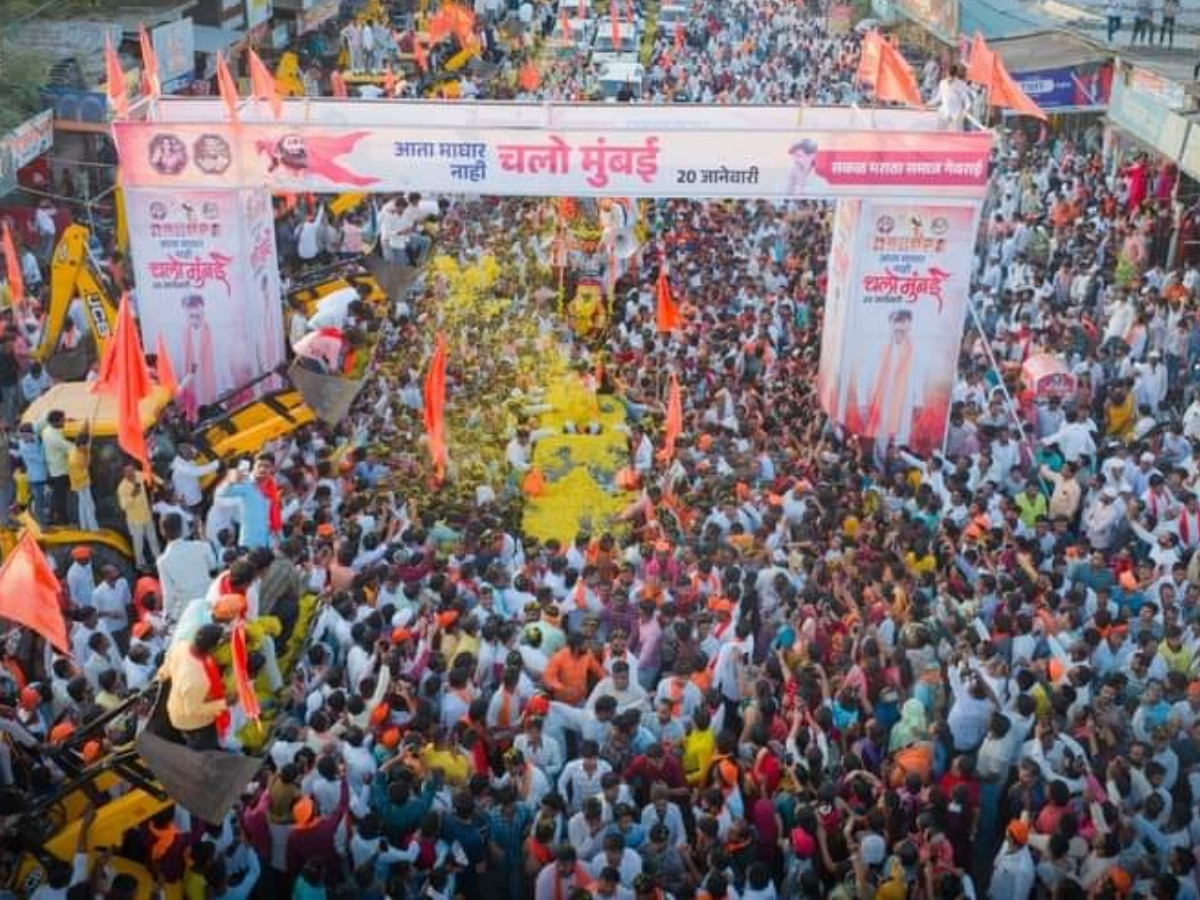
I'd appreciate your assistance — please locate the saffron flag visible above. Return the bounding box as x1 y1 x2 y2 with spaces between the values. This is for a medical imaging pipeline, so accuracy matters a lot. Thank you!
215 52 240 123
2 223 24 310
230 621 261 723
154 333 178 396
857 30 883 84
331 70 349 98
414 37 429 72
674 21 685 51
964 32 1046 120
248 48 283 119
518 63 541 92
383 65 397 96
655 266 682 333
609 0 621 51
91 294 152 472
965 33 994 86
873 39 923 107
624 0 635 28
104 34 129 119
423 333 448 483
560 7 572 40
138 25 161 99
0 534 71 654
657 372 682 462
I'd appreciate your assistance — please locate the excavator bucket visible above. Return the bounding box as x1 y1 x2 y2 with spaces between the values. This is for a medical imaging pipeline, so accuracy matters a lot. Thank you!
134 681 261 824
287 360 365 425
363 255 418 302
45 343 92 382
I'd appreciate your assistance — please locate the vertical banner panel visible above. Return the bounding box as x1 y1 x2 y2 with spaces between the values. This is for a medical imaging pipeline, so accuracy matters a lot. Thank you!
820 201 980 455
125 188 285 414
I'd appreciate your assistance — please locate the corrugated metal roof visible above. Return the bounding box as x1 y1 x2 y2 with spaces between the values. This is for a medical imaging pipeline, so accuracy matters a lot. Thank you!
961 0 1054 40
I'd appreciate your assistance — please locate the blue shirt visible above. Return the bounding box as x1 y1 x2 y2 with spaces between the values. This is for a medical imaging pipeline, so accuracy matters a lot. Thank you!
17 436 46 483
218 481 271 549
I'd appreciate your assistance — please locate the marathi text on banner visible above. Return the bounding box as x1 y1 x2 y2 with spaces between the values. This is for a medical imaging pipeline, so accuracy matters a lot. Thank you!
125 188 284 414
112 121 992 200
819 202 980 455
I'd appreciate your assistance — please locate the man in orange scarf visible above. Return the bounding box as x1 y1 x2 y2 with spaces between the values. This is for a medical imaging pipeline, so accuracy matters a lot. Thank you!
865 309 922 450
159 623 233 750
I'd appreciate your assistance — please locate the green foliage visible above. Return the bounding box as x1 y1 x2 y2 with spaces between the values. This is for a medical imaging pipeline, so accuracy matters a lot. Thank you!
0 41 48 133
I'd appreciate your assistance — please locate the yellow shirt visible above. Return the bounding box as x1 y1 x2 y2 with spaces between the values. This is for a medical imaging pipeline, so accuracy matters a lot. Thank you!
682 726 715 786
68 446 91 490
13 469 28 508
117 476 153 525
419 745 471 786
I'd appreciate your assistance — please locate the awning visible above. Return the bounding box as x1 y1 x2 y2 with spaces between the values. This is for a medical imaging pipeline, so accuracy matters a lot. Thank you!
193 24 244 55
992 32 1107 71
961 0 1054 41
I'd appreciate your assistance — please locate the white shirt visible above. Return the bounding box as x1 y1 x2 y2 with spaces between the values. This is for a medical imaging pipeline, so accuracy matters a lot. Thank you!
308 286 360 330
171 456 220 507
157 540 218 621
92 579 131 633
557 758 612 812
66 562 95 608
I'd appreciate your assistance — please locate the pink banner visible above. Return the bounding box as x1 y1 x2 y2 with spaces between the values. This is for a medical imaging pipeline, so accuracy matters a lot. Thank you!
112 120 992 200
819 202 980 455
125 188 285 412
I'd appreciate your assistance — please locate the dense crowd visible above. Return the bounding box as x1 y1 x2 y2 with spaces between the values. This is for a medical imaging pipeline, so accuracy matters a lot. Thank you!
1 0 1199 899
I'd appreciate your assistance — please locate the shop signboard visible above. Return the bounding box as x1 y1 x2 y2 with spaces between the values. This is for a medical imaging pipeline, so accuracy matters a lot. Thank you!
1108 71 1187 159
0 111 54 197
1014 62 1112 111
153 18 196 88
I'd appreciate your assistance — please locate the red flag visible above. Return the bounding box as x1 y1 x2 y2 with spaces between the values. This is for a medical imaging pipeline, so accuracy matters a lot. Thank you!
215 52 239 123
0 534 70 654
104 34 129 119
138 25 160 99
657 372 682 462
2 223 24 310
655 266 682 333
248 48 282 119
90 294 152 472
423 334 448 484
230 621 261 722
330 70 348 98
873 40 923 107
154 333 178 396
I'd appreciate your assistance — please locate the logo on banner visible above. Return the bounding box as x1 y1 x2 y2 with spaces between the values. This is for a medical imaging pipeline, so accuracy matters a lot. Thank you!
862 213 953 312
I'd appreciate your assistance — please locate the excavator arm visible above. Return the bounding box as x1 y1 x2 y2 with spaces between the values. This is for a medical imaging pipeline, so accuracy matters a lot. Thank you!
36 225 118 378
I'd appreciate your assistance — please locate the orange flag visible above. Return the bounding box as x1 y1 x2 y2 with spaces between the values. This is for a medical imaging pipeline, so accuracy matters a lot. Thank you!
2 223 24 310
91 294 152 473
657 372 682 462
609 0 621 51
857 30 883 84
0 534 71 654
560 7 572 39
104 34 129 119
873 40 923 107
414 37 429 72
423 333 448 484
624 0 635 28
138 25 161 99
248 48 282 119
674 21 685 51
965 32 994 87
989 55 1048 121
215 52 240 123
518 63 541 92
154 333 178 396
383 65 397 96
230 621 261 722
655 266 682 333
331 70 348 98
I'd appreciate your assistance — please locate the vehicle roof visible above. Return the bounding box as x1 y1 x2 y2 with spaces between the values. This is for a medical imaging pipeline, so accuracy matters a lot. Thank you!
22 383 175 439
594 19 639 35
